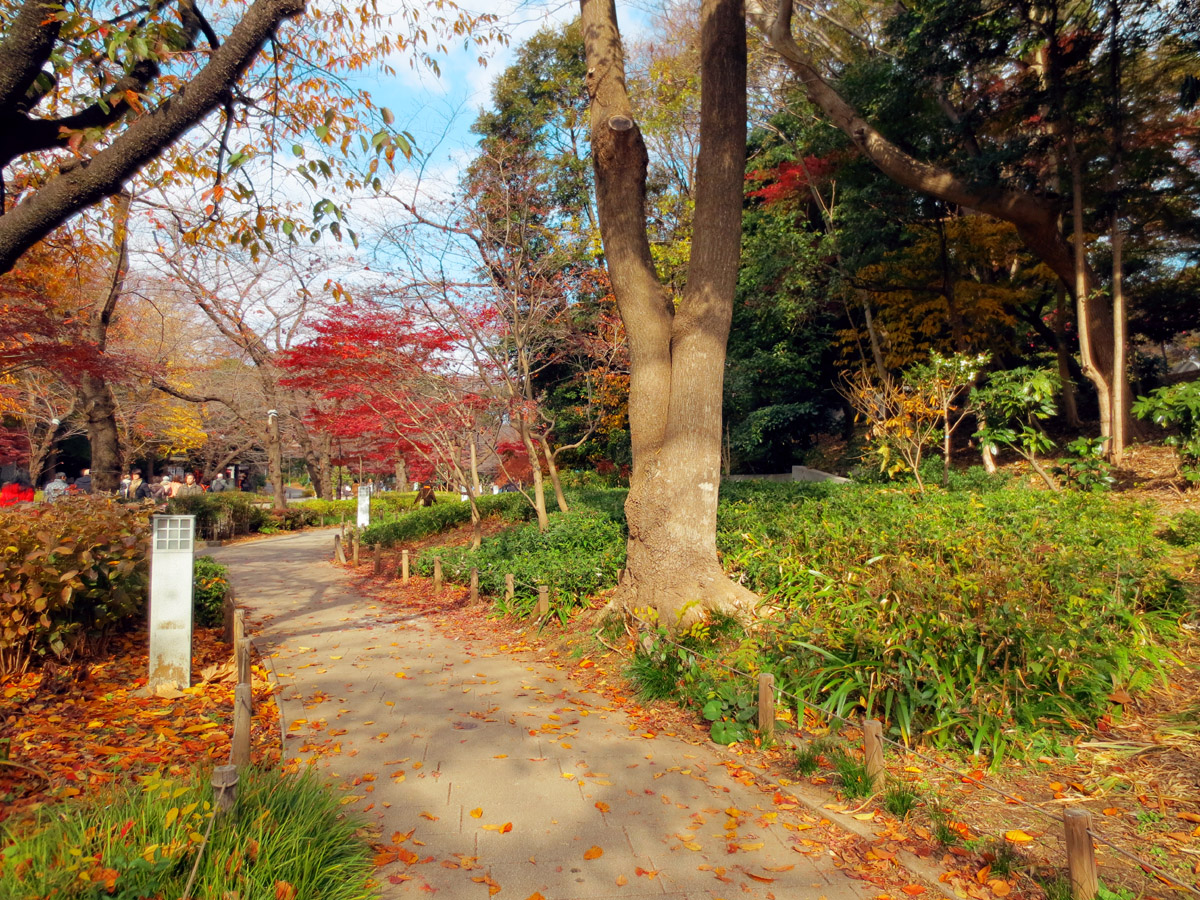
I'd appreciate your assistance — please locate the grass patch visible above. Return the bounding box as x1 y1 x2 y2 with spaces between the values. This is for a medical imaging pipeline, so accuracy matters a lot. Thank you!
0 767 373 900
831 750 874 800
882 781 919 818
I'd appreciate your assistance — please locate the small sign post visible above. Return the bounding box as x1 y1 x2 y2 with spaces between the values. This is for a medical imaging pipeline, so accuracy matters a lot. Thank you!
357 484 370 528
149 515 196 689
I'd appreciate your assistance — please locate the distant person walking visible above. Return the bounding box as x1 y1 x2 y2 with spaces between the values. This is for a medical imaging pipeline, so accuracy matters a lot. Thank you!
414 482 437 508
210 473 229 493
75 468 93 494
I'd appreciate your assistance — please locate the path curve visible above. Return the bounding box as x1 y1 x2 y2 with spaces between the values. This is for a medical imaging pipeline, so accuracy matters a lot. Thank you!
211 529 871 900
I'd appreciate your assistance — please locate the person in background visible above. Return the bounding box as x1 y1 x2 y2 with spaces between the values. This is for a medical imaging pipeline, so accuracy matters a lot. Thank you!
414 482 437 508
176 472 203 497
125 469 153 501
210 472 228 492
153 475 172 500
75 468 93 493
1 474 35 506
43 473 68 502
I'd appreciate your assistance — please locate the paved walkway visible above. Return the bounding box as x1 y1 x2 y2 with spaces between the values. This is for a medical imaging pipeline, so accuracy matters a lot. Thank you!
211 530 872 900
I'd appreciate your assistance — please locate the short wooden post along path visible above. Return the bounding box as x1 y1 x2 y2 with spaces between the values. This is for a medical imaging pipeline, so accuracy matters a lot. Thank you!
401 549 410 583
1065 808 1098 900
537 585 549 617
863 719 885 791
757 673 775 743
470 567 479 602
333 535 346 565
433 557 443 591
505 573 514 602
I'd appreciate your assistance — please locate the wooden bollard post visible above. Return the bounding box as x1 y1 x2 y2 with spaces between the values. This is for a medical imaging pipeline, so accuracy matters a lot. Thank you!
1065 808 1098 900
470 568 479 603
352 534 360 566
232 683 252 769
234 609 251 685
433 558 443 591
537 585 549 617
333 535 346 565
863 719 885 791
222 591 235 644
505 574 514 602
758 673 775 743
401 549 410 584
373 544 382 575
212 764 238 814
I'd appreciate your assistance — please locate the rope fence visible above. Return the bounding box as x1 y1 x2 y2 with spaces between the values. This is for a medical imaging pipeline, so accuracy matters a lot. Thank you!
333 538 1200 899
625 610 1200 900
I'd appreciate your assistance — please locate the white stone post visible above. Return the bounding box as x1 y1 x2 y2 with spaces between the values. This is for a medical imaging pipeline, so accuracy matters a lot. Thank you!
149 515 196 689
357 484 370 528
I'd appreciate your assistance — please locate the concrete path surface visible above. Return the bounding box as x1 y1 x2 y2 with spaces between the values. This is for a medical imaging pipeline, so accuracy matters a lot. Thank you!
211 530 873 900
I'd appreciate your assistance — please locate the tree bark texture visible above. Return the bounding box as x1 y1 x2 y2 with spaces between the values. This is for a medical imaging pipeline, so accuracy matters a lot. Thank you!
0 0 304 275
581 0 756 627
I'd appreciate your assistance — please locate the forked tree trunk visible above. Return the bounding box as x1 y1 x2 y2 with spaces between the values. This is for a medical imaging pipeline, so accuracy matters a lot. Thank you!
581 0 757 627
538 432 570 513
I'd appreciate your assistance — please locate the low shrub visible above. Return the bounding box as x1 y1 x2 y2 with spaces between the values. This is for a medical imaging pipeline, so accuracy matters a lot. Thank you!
192 557 230 627
0 498 149 677
0 767 374 900
362 493 531 548
415 507 625 615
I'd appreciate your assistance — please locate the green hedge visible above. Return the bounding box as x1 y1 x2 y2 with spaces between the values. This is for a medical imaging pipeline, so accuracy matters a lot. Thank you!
360 493 531 547
415 507 626 612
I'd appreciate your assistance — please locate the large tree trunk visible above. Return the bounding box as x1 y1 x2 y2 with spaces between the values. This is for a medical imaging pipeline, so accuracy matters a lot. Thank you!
76 191 131 493
581 0 757 627
78 374 122 491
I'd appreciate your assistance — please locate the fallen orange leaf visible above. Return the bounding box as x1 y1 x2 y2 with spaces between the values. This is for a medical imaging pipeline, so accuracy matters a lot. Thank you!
595 801 610 813
1004 830 1035 843
615 875 628 886
470 808 483 818
584 846 604 860
275 881 296 900
901 885 926 896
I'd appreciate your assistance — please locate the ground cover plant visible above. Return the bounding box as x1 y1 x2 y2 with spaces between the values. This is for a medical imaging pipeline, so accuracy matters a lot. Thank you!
715 479 1195 758
0 766 374 900
415 506 626 619
421 477 1196 759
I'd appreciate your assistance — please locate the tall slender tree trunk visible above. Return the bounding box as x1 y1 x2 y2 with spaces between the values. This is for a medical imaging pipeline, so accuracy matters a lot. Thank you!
1067 134 1113 441
538 432 570 513
518 414 549 530
266 409 286 509
1054 284 1082 427
582 0 756 626
395 454 407 492
1108 0 1126 463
